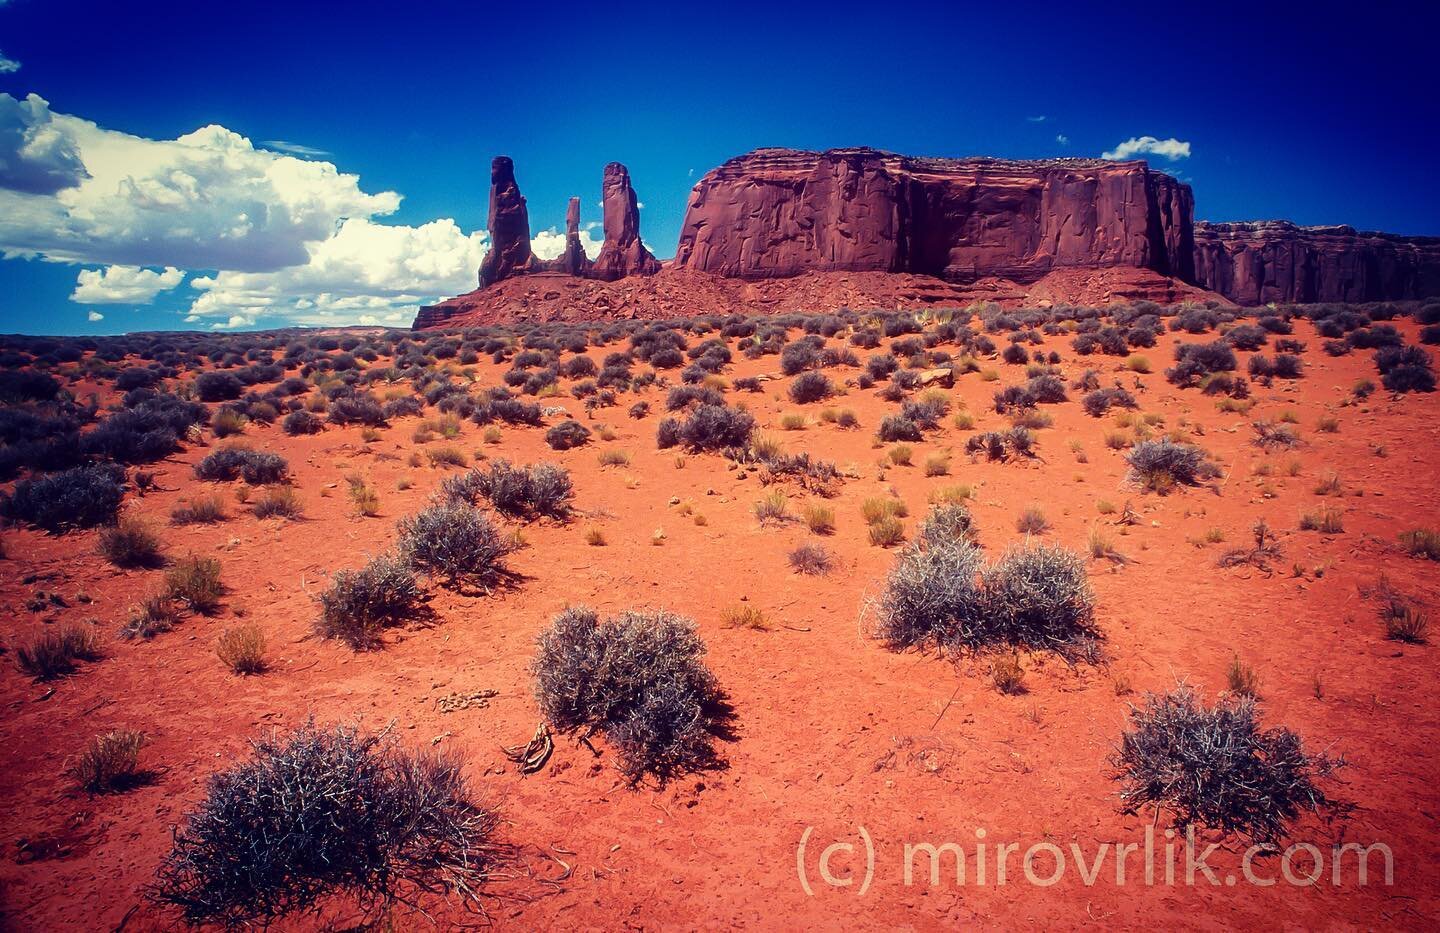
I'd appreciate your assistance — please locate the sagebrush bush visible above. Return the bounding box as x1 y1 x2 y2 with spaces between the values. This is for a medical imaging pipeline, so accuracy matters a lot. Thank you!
918 503 975 548
252 487 304 519
1113 686 1338 842
194 447 288 484
788 542 833 575
788 371 833 404
442 460 572 519
15 622 103 680
399 503 513 588
877 415 922 442
316 553 421 649
170 493 227 525
544 419 591 450
1126 439 1212 493
282 410 323 435
875 539 1098 660
149 722 499 926
533 607 723 784
1 463 126 532
661 404 754 452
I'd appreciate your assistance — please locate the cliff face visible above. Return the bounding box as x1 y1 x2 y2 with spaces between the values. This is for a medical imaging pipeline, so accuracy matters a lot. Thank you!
672 148 1195 284
1193 221 1440 305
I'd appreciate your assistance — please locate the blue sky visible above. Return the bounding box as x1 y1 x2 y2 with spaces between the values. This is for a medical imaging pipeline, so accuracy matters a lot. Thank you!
1 0 1436 335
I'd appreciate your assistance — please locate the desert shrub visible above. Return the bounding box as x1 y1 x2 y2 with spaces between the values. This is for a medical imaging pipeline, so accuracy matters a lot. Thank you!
444 461 572 519
1082 387 1137 417
398 503 513 588
978 543 1097 657
149 722 498 926
533 607 723 784
282 410 323 435
316 553 420 649
875 539 984 650
121 592 181 640
326 395 384 427
216 623 267 674
1166 341 1237 386
15 622 103 680
195 372 244 402
1374 344 1435 393
210 408 247 437
876 415 922 443
1126 439 1212 493
194 447 289 484
166 555 224 614
788 371 833 404
918 502 975 547
1225 324 1268 351
82 395 206 464
668 404 754 452
0 370 61 403
964 427 1035 462
1112 686 1338 842
69 730 147 793
544 420 591 450
788 542 833 574
98 514 165 568
1 463 126 532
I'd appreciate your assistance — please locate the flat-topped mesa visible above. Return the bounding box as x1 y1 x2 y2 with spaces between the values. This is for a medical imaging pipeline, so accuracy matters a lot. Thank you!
477 156 539 287
591 162 661 281
1193 220 1440 305
672 147 1195 284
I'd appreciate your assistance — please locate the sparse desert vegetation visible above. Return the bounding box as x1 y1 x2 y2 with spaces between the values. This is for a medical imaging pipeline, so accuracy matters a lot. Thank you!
0 301 1435 928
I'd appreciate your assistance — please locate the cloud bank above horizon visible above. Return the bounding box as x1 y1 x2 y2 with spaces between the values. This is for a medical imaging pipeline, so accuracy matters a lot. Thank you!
0 92 500 329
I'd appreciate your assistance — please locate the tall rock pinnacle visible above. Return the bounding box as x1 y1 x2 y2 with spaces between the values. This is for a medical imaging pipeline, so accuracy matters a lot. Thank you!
592 162 660 281
477 156 538 287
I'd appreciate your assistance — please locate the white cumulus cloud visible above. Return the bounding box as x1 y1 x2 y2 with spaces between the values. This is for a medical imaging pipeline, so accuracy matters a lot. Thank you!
1056 134 1069 146
184 217 489 328
87 310 103 322
0 93 88 194
1101 136 1191 162
0 52 19 74
530 227 603 262
0 94 400 271
71 264 185 304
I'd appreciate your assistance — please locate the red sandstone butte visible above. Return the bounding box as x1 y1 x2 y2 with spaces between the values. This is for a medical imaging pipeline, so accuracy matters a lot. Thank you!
671 147 1195 284
1193 220 1440 305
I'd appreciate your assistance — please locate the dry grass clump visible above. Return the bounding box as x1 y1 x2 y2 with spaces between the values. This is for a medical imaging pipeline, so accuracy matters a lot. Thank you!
252 487 304 520
752 490 791 525
1226 655 1261 698
69 729 147 793
149 722 499 926
1015 505 1049 534
121 591 181 640
801 503 835 535
990 653 1026 695
1398 527 1440 561
532 607 724 785
868 515 906 547
1112 686 1339 842
1299 506 1344 534
216 623 267 674
1381 596 1430 645
721 605 770 631
165 555 224 614
170 493 227 525
1125 439 1215 494
98 514 165 568
15 622 103 680
347 478 380 517
584 527 607 546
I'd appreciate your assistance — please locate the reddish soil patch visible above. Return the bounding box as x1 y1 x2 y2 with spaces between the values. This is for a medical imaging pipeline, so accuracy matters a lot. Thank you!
1 316 1436 929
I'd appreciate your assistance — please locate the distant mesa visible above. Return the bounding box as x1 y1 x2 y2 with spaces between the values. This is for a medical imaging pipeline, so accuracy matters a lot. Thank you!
416 147 1440 329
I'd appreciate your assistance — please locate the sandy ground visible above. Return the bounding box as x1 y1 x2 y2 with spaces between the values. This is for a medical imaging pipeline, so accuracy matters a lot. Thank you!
1 317 1437 930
